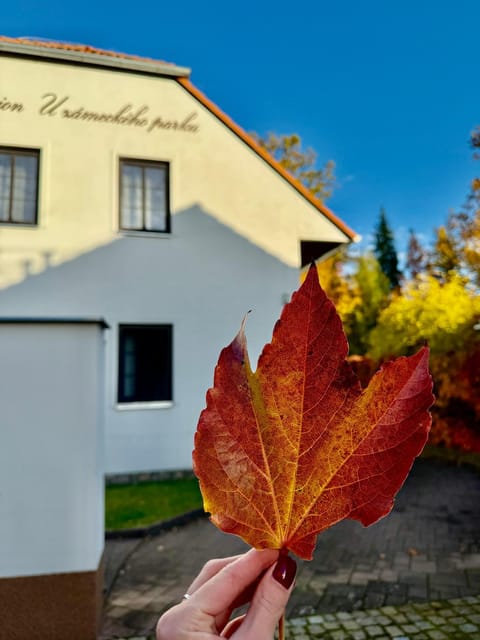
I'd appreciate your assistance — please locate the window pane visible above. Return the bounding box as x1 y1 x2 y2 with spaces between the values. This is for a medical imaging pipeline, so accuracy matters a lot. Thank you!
122 336 137 399
118 325 173 403
144 166 167 231
12 198 36 223
0 150 38 224
0 155 12 222
121 203 143 229
121 164 143 229
12 156 37 223
119 160 169 233
144 165 165 189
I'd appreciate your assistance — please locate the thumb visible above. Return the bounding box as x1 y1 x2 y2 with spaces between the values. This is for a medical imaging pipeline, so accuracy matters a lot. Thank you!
235 553 296 639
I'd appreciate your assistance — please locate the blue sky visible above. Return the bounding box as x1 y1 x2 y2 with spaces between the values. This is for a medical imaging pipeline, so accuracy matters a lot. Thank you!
3 0 479 260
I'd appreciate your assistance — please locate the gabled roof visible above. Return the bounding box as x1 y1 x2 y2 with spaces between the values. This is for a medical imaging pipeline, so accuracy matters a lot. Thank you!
177 78 357 241
0 36 357 241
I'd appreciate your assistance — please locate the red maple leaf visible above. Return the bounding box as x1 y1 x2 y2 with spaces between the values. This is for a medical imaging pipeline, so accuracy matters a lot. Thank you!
193 265 434 560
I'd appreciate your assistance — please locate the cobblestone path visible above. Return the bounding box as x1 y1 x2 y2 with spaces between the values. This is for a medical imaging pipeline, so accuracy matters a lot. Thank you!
102 458 480 639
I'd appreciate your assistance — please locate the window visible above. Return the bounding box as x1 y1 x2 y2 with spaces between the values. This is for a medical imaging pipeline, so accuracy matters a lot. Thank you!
118 324 173 403
119 159 170 233
0 147 39 225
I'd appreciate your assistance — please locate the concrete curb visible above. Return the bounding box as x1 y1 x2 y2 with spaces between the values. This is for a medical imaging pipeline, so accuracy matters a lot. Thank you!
105 508 207 540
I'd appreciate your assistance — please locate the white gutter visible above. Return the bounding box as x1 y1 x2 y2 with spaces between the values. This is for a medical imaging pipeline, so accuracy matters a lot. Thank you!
0 41 191 78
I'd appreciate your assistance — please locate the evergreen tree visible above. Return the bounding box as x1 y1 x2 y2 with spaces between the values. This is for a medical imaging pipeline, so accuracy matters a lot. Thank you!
373 208 402 289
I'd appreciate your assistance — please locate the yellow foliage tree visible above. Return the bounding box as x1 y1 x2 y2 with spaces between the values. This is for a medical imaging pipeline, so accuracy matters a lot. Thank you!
430 226 460 281
314 249 359 319
368 274 480 360
251 132 336 201
308 251 391 355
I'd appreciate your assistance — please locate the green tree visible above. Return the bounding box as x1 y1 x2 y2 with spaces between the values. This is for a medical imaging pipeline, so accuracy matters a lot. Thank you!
344 253 390 354
252 132 336 200
373 207 402 289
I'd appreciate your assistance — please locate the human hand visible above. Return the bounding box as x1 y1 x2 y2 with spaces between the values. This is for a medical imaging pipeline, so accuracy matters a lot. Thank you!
156 548 297 639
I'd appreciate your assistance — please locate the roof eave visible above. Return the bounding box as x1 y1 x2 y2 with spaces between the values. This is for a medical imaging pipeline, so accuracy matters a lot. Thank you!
0 41 191 78
176 77 357 242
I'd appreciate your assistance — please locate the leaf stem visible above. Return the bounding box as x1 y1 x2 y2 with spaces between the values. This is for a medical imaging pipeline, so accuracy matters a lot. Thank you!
278 547 291 640
278 612 285 640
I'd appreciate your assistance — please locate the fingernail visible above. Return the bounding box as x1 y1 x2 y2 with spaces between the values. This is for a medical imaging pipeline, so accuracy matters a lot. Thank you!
272 553 297 589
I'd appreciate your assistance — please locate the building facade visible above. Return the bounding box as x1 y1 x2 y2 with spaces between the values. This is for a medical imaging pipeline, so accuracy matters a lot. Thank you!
0 37 356 475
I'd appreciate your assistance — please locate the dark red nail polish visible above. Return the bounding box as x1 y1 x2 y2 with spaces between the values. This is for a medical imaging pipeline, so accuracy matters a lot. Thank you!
272 553 297 589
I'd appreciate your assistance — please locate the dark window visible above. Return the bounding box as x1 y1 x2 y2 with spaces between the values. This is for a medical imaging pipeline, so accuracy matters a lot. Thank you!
300 240 342 267
0 147 39 225
119 159 170 233
118 324 173 403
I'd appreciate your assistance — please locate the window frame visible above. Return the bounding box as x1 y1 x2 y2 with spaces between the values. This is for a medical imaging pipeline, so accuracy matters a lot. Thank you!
0 146 40 226
119 158 171 234
117 323 174 407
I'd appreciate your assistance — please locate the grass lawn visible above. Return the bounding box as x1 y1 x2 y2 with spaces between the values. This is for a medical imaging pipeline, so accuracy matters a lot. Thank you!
421 444 480 472
105 477 203 530
105 447 480 531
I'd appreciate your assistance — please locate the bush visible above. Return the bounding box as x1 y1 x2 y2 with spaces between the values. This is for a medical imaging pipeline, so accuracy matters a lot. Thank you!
429 346 480 452
348 348 480 454
357 275 480 453
368 275 480 359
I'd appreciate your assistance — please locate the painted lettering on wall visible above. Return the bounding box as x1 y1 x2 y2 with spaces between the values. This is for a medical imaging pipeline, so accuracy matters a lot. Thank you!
39 93 199 133
0 93 199 134
0 97 24 113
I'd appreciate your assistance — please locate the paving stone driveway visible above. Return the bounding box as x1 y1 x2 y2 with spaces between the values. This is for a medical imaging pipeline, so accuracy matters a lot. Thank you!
101 458 480 639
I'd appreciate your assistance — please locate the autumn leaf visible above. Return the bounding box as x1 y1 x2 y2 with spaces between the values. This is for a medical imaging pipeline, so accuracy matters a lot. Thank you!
193 265 434 560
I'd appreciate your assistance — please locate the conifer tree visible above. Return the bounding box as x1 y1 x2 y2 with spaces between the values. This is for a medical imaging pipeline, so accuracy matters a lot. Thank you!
373 207 402 289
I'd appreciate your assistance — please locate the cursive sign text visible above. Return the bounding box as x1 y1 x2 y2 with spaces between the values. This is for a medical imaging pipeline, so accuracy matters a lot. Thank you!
39 93 199 133
0 97 24 113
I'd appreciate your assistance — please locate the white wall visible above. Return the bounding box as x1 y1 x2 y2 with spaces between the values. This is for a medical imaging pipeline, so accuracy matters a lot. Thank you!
0 322 105 577
0 209 297 473
0 52 351 474
0 54 349 289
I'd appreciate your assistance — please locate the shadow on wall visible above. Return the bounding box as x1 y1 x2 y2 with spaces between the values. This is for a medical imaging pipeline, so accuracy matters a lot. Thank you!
0 204 298 359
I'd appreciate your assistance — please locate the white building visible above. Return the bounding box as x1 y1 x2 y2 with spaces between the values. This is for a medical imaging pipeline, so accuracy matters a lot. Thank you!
0 36 356 477
0 319 106 639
